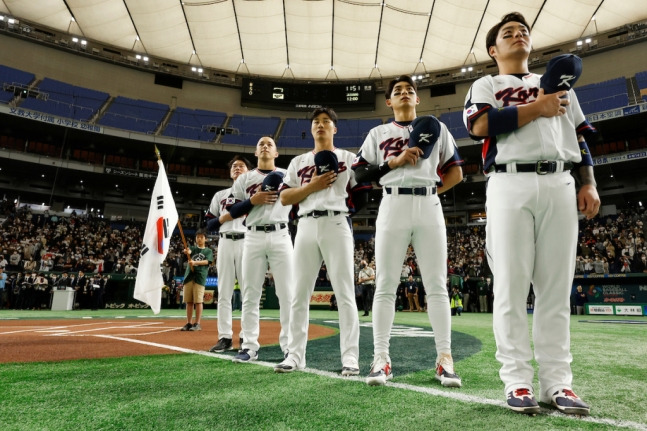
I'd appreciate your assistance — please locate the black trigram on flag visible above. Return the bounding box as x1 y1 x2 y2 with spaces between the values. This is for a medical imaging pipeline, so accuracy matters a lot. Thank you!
141 244 150 257
157 195 164 210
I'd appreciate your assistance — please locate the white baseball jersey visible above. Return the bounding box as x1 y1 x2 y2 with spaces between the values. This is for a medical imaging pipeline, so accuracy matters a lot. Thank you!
231 168 291 226
280 147 364 370
282 148 367 216
463 72 593 401
230 167 294 356
353 118 463 368
463 73 595 173
354 120 462 187
207 187 246 234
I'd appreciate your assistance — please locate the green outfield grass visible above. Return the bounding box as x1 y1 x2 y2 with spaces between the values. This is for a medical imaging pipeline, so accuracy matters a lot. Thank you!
1 309 646 430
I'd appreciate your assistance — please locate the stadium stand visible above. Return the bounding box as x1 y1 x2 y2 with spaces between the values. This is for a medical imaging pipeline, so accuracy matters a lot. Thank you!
636 71 647 102
98 96 168 134
18 78 110 122
277 118 313 148
334 118 383 148
574 77 629 114
162 107 227 142
438 111 469 140
278 117 381 149
220 115 281 146
0 65 36 104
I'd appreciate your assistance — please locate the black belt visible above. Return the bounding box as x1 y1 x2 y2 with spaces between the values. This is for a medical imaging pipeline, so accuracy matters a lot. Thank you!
248 223 287 232
304 210 341 218
384 187 436 196
494 161 574 175
220 232 245 240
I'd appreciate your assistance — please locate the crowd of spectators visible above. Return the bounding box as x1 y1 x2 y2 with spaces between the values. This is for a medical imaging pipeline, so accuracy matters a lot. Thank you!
576 208 647 275
1 199 646 311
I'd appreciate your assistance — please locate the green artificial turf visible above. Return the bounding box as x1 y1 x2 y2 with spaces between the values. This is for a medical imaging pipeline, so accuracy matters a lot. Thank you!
1 309 646 430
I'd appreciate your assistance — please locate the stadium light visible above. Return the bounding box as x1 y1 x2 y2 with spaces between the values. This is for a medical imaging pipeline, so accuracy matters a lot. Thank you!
72 37 79 43
576 40 583 46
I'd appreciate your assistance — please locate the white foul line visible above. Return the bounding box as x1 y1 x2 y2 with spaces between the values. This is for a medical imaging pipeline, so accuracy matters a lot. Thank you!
96 334 647 431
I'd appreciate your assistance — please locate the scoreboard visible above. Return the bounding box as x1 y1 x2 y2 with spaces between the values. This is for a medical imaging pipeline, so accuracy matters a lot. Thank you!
241 78 376 111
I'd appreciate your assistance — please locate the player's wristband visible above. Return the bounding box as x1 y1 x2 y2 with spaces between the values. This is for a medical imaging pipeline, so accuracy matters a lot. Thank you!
229 199 253 218
487 106 518 136
205 217 221 232
354 161 392 183
378 161 392 175
578 140 593 166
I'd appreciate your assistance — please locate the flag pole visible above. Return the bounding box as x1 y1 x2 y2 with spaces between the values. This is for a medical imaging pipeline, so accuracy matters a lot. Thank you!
177 220 194 272
155 146 194 272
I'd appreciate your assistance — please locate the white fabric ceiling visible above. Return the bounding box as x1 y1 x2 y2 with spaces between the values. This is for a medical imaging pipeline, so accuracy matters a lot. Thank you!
1 0 645 80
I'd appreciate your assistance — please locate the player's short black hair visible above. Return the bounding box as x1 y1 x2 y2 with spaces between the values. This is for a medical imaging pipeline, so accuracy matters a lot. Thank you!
486 12 531 60
309 107 338 125
385 75 417 99
227 155 252 170
195 228 207 237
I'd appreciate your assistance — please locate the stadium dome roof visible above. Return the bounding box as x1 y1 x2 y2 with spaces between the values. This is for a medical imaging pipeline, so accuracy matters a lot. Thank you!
2 0 646 81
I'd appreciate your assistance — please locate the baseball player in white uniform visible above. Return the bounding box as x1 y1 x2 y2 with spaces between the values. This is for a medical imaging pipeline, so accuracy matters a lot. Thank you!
226 136 294 363
206 156 251 352
352 75 464 388
463 12 599 415
275 107 370 375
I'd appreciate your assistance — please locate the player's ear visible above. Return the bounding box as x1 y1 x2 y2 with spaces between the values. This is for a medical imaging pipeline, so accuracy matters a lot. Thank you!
385 98 393 108
488 45 497 59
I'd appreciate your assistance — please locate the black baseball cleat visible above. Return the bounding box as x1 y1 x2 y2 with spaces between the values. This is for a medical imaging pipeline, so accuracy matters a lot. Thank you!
180 322 193 331
209 338 233 353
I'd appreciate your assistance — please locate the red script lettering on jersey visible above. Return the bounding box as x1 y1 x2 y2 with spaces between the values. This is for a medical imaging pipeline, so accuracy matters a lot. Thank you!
246 183 262 196
495 86 539 107
380 137 408 159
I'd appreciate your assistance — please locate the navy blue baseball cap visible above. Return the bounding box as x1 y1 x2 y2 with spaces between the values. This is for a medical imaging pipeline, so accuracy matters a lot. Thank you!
314 150 339 175
540 54 582 94
261 171 284 192
409 115 441 159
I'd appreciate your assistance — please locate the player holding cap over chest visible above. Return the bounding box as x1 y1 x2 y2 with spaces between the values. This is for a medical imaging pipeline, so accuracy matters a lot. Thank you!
275 107 370 375
463 12 599 415
226 136 294 364
352 75 464 387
